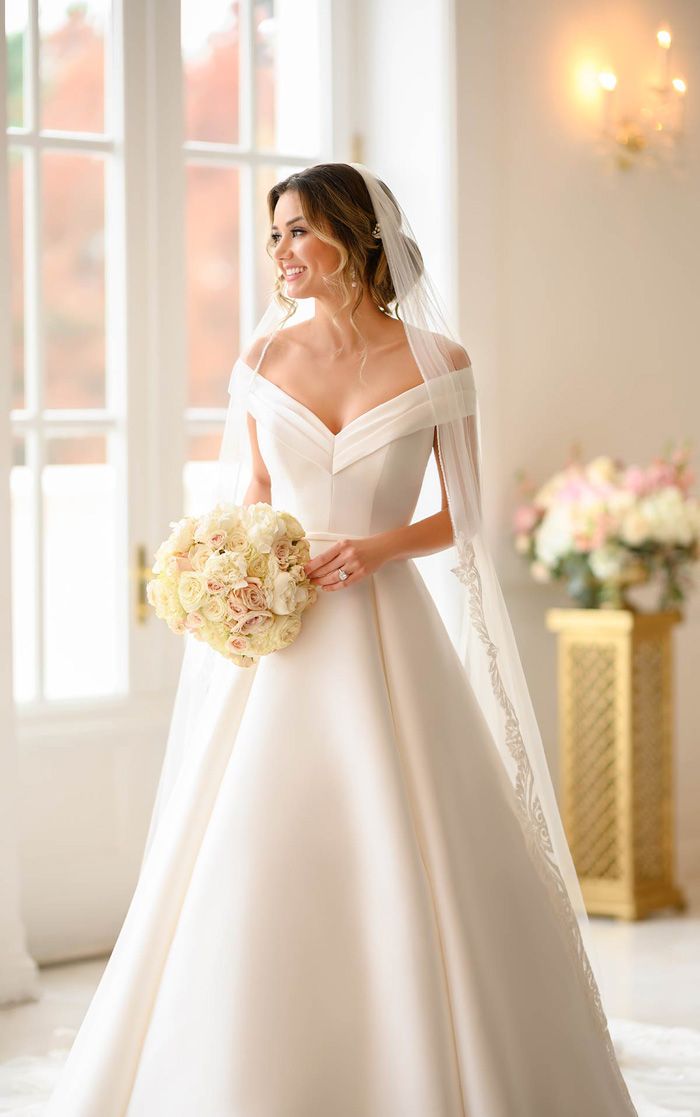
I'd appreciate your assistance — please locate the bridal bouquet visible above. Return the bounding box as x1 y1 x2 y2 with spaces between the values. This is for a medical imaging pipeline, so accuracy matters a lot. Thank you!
513 444 700 611
146 502 318 667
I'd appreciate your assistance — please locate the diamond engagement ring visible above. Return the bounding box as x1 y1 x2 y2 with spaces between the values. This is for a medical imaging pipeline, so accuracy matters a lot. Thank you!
337 567 349 582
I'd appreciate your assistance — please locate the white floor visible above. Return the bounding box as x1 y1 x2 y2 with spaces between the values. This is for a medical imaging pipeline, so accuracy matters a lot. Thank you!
0 887 699 1115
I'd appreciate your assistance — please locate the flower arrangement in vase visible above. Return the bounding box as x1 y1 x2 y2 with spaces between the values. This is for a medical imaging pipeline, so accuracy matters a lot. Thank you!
513 443 700 611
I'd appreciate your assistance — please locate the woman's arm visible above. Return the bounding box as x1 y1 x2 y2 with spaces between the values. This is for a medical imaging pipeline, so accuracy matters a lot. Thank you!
237 336 272 505
242 412 272 506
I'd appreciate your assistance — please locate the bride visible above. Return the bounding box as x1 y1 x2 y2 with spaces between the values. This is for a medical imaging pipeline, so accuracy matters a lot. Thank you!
40 161 641 1116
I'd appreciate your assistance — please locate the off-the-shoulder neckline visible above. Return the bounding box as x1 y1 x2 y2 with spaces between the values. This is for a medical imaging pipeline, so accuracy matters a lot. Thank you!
235 357 471 440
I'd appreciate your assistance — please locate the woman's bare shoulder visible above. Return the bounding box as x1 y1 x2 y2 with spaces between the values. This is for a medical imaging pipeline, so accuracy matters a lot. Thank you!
241 323 310 371
432 332 471 369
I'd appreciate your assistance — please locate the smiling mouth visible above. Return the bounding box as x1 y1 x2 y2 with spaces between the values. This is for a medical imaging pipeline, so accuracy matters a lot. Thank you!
283 267 307 282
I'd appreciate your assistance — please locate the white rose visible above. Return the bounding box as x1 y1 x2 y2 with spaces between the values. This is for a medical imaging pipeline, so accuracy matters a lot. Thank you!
227 525 248 552
189 542 214 572
202 595 227 622
177 571 208 612
271 571 298 615
270 612 302 648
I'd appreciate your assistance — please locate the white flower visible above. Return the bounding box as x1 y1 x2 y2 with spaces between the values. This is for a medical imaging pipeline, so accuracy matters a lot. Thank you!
194 504 242 548
620 508 651 547
589 543 626 580
203 550 249 588
293 583 311 610
530 560 552 583
167 517 195 553
177 571 208 612
245 503 286 553
271 571 298 615
202 595 227 622
189 542 214 572
534 505 575 567
585 455 619 486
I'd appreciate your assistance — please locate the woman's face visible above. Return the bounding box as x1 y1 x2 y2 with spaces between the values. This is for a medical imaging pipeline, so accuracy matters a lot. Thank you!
270 189 341 298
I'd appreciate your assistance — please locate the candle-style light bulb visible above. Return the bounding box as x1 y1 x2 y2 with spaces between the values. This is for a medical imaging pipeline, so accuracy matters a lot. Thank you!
598 71 617 92
657 27 672 88
597 71 618 136
672 77 687 133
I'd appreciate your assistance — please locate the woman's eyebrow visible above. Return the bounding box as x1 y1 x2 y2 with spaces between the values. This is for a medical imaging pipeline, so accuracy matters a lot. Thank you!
270 215 306 230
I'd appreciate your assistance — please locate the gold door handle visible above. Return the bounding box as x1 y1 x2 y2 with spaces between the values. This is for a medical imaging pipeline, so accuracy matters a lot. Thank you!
135 543 153 624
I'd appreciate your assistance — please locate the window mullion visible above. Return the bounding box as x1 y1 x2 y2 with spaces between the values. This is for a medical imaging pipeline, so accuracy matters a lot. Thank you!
25 0 45 698
240 0 254 152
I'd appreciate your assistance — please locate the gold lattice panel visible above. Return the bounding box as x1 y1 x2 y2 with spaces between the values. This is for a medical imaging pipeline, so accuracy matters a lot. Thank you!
546 608 685 920
563 643 619 881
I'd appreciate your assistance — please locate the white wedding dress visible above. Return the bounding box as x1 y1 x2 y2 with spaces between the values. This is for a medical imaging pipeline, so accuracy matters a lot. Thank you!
26 359 647 1114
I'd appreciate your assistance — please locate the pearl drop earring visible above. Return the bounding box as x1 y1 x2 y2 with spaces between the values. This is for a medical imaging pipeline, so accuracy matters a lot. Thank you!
350 267 358 288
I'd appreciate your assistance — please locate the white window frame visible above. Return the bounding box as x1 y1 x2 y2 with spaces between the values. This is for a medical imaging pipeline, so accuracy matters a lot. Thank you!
2 0 352 744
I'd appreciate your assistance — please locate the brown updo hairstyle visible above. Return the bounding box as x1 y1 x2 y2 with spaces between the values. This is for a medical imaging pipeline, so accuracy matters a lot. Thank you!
265 163 424 378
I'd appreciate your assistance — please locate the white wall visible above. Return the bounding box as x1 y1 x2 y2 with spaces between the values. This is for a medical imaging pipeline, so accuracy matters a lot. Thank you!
453 0 700 881
356 0 700 884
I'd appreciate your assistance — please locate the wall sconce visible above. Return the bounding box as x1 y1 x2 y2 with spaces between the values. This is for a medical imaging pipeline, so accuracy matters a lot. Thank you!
597 27 687 169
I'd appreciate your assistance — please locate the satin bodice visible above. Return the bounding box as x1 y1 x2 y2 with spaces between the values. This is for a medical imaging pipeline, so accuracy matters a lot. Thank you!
231 357 476 537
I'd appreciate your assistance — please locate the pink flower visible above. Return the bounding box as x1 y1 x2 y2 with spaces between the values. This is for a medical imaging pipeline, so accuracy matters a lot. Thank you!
227 634 248 652
226 590 248 615
514 504 540 533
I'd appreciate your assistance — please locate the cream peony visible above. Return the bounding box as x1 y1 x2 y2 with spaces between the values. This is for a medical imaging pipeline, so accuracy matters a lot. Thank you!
203 550 249 588
245 503 285 552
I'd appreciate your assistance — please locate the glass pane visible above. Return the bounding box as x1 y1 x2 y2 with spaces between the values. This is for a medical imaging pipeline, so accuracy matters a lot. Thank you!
40 0 108 133
184 432 223 517
186 163 239 407
42 434 119 700
9 148 25 409
6 0 28 129
255 0 321 154
255 163 296 321
11 434 37 702
43 152 106 409
182 0 239 145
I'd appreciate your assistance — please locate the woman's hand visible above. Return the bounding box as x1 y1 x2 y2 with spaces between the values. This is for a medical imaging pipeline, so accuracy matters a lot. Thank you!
303 535 392 591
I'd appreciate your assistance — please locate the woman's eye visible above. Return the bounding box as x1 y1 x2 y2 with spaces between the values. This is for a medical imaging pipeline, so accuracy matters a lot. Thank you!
269 228 305 244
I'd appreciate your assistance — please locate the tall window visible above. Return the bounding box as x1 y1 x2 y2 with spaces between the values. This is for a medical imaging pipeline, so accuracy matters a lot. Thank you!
181 0 324 516
5 0 330 708
7 1 119 703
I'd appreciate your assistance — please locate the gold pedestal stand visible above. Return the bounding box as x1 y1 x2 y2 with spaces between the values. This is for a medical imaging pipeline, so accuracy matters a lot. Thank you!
545 608 686 920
